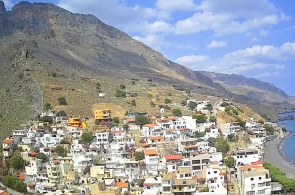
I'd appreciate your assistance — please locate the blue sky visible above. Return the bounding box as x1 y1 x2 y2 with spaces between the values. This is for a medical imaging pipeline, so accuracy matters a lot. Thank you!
4 0 295 95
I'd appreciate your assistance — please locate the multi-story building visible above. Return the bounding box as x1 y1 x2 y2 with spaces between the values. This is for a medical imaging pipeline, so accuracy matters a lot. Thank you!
219 122 240 137
233 148 260 166
2 138 14 160
237 163 272 195
68 117 87 128
190 153 211 175
172 166 197 195
94 109 112 126
144 149 159 175
46 160 71 184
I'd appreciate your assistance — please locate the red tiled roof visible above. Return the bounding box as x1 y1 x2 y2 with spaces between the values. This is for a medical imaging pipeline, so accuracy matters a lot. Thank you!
150 136 164 141
115 182 128 188
164 154 182 161
29 151 38 156
19 174 27 180
144 149 158 155
0 192 10 195
143 124 158 127
3 139 13 144
184 145 198 149
251 161 263 166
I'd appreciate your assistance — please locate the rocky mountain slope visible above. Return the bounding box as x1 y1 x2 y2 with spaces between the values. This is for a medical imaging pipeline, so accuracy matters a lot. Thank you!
200 71 292 104
0 1 293 137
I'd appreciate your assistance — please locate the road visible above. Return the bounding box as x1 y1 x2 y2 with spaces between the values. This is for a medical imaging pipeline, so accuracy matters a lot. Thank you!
0 182 25 195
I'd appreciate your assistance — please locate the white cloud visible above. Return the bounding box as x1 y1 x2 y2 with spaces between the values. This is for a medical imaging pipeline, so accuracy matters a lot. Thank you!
207 40 227 49
255 71 283 78
175 0 290 36
175 55 209 69
175 12 287 35
57 0 155 26
132 34 164 51
176 42 295 76
128 20 173 34
156 0 196 11
2 0 13 9
198 0 278 18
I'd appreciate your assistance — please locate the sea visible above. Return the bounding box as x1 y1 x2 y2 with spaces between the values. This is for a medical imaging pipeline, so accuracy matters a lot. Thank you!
278 112 295 164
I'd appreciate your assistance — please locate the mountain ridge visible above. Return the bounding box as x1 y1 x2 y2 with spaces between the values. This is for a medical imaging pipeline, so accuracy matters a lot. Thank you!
0 1 293 137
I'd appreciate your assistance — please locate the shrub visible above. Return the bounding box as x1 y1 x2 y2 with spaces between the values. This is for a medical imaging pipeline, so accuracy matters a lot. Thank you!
57 97 67 105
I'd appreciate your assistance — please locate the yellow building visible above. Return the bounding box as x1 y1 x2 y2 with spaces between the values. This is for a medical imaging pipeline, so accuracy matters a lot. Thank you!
94 109 111 120
68 117 87 128
94 109 112 126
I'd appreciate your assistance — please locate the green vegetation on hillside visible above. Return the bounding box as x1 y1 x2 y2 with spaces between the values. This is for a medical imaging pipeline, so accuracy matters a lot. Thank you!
264 162 295 192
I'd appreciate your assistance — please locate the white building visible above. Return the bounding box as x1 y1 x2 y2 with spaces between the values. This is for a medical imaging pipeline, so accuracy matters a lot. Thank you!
237 163 272 195
233 148 260 166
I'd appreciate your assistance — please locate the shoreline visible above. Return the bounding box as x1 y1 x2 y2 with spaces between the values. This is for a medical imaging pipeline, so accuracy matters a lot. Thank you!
263 131 295 178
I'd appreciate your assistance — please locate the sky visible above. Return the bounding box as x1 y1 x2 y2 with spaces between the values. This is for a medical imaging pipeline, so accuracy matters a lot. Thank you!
4 0 295 95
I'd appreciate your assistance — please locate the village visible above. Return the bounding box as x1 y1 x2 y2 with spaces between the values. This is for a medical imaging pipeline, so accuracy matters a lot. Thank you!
0 98 285 195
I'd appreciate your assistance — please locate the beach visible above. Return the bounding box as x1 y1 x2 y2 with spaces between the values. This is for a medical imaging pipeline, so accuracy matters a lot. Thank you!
264 133 295 178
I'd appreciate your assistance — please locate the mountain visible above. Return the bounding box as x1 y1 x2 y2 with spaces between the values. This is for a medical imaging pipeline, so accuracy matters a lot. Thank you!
0 1 293 137
199 71 293 104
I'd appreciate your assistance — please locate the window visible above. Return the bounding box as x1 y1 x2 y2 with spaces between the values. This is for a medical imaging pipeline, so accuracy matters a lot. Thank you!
251 184 255 188
208 172 211 174
258 190 265 194
246 191 254 195
259 177 262 180
250 178 254 181
214 171 217 174
258 183 264 187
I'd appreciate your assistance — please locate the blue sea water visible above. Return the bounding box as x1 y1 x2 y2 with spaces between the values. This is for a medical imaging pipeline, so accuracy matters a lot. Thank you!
278 112 295 164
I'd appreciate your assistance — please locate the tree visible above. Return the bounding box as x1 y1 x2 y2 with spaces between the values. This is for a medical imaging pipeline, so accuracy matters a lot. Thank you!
96 82 101 90
55 145 66 156
40 116 53 123
206 104 213 111
168 92 172 96
257 119 264 124
194 131 205 138
194 113 207 124
3 176 27 193
181 100 187 106
36 153 47 162
227 134 236 142
44 102 52 111
14 179 27 193
56 110 67 117
112 117 120 125
172 109 182 117
10 155 25 170
81 132 94 144
57 96 67 105
120 84 126 89
220 102 229 107
135 116 150 127
134 151 145 161
224 157 235 168
235 117 246 127
215 138 230 154
207 138 218 147
209 116 216 123
150 102 156 107
131 99 136 106
115 90 126 98
188 101 198 110
164 98 172 104
123 124 129 131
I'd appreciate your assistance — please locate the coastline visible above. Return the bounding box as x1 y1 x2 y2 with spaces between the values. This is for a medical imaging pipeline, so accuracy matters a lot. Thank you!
263 131 295 178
